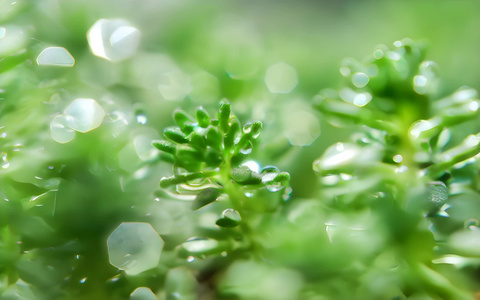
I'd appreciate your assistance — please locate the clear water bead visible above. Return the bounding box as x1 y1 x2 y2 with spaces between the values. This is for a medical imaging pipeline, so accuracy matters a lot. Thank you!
64 98 105 133
265 62 298 94
107 222 164 275
351 72 369 88
130 287 157 300
284 109 320 146
50 114 75 143
36 47 75 67
87 19 141 62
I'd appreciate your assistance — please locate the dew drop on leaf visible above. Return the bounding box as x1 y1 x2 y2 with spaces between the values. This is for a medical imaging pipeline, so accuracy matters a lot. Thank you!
36 47 75 67
107 222 164 275
130 287 156 300
64 98 105 133
50 114 75 144
87 19 141 62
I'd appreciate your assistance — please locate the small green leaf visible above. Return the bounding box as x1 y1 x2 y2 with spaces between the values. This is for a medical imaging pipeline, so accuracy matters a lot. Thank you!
174 109 194 132
205 147 223 167
219 101 231 133
176 145 203 170
196 106 210 128
189 131 207 150
164 127 188 144
191 188 222 210
206 126 222 149
216 209 241 228
224 117 241 150
427 181 448 217
178 238 230 258
159 172 205 188
231 165 262 185
152 140 176 154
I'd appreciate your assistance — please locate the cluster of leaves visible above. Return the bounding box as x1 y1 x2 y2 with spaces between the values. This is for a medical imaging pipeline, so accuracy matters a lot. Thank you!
309 38 480 299
152 102 291 262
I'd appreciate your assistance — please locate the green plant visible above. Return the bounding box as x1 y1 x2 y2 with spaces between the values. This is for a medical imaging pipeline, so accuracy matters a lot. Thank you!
152 101 290 261
308 38 480 299
2 2 480 298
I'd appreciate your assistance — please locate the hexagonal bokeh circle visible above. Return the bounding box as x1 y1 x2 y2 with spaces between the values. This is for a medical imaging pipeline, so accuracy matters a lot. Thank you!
107 222 164 275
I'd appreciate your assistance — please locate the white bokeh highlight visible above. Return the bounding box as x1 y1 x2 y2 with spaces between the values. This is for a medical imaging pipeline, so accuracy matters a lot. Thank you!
87 19 141 62
265 62 298 94
36 47 75 67
107 222 164 276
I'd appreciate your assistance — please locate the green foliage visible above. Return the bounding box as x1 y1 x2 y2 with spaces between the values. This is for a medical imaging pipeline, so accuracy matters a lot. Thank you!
153 104 291 263
2 2 480 299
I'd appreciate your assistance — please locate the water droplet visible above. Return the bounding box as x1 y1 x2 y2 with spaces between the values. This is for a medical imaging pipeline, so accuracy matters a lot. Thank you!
240 160 260 173
352 92 372 107
413 61 439 95
187 256 195 263
265 62 298 94
468 100 479 112
464 218 479 230
339 173 353 180
437 129 451 149
182 238 218 253
0 26 27 56
261 166 279 184
0 132 6 138
0 27 6 39
393 154 403 163
136 114 147 125
409 118 441 139
50 114 75 143
453 87 477 102
36 47 75 67
245 192 253 198
314 143 358 171
107 222 164 275
395 165 408 173
351 72 369 88
87 19 141 62
283 186 293 201
64 98 105 133
339 66 351 77
239 140 253 155
373 48 384 59
1 152 9 169
130 287 156 300
79 277 87 284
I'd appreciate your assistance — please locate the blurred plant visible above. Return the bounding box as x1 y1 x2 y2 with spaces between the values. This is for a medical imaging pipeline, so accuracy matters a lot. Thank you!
152 102 290 259
309 38 480 299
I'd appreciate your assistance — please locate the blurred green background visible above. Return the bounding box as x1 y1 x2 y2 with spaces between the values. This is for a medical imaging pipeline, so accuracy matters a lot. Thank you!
2 0 480 299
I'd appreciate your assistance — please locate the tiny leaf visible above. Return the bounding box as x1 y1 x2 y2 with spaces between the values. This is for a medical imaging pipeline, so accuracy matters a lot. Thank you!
216 209 241 227
174 109 194 132
427 181 448 217
231 165 262 185
196 106 210 128
191 188 222 210
219 101 231 133
152 140 176 154
164 127 188 144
